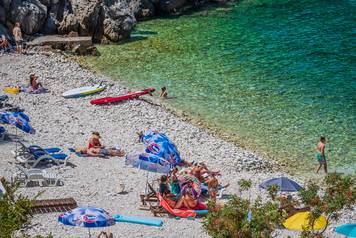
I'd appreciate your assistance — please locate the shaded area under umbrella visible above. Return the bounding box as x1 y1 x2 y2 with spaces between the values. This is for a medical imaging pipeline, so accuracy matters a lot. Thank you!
259 177 302 192
335 224 356 237
58 206 115 238
125 153 171 174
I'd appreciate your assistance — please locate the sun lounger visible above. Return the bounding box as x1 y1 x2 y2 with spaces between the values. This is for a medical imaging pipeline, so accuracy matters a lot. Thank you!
156 193 208 218
14 141 62 156
143 182 208 218
13 142 69 168
13 165 62 187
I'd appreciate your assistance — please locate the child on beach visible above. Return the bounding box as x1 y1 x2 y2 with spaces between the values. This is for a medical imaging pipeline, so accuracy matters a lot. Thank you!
159 87 168 98
314 136 327 173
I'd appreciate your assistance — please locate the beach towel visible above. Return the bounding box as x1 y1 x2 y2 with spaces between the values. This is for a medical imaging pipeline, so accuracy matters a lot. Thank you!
157 193 208 218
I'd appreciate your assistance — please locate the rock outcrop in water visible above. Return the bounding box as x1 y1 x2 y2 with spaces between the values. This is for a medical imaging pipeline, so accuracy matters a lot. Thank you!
0 0 209 43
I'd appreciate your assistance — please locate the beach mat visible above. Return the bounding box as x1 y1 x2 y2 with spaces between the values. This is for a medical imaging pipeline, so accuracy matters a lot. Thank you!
113 214 163 227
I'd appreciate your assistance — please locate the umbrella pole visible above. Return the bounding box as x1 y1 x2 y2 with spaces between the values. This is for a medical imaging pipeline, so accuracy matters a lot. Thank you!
88 228 91 238
145 170 149 195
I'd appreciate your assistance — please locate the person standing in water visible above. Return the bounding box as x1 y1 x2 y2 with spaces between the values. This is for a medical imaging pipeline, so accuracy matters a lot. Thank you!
160 86 168 98
315 136 327 174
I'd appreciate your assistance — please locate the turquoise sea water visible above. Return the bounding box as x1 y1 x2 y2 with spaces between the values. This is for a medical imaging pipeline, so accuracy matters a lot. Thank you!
86 0 356 173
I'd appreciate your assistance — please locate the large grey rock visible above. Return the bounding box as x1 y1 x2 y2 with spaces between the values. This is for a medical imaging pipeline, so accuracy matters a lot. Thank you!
0 5 6 24
57 0 135 43
0 23 14 42
58 12 79 34
159 0 187 12
136 0 156 19
9 0 48 34
42 13 59 34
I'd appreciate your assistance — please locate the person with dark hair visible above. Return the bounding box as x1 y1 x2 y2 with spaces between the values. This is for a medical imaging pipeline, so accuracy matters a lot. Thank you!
159 86 168 98
315 136 327 173
29 73 43 91
0 35 10 50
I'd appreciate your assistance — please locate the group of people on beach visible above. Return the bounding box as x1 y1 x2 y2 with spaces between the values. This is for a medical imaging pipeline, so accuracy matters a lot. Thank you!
0 22 24 54
158 161 229 210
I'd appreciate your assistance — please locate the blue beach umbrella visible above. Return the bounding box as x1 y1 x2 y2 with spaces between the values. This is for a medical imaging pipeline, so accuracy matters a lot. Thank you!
0 111 35 134
259 177 302 192
58 206 115 238
335 224 356 237
140 130 182 166
125 153 171 174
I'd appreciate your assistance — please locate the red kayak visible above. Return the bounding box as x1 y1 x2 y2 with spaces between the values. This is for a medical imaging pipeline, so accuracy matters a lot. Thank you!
90 88 155 105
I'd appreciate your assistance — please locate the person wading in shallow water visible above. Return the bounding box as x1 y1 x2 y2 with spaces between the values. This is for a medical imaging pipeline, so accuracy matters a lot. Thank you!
160 86 168 99
314 136 327 174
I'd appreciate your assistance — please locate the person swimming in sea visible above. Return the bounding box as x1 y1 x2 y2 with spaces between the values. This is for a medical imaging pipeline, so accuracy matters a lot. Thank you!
159 86 168 99
314 136 327 174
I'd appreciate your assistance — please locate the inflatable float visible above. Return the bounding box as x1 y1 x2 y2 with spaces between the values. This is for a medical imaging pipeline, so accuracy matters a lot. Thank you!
113 214 163 227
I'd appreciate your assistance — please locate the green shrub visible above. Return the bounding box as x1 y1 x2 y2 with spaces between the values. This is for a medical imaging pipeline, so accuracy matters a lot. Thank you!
203 195 286 238
298 173 355 238
0 181 35 238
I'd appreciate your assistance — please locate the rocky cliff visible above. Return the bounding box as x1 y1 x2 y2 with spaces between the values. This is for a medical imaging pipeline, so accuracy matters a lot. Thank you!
0 0 208 43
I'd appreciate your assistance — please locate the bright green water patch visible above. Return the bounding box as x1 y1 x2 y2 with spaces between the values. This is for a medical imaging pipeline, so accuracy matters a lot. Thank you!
85 0 356 173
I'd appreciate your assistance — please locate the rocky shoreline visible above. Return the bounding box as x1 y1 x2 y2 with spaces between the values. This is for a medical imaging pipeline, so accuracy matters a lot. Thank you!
0 52 353 237
0 0 223 45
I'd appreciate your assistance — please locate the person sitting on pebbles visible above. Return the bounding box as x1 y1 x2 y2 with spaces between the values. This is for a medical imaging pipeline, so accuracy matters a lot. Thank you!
86 132 125 157
0 35 10 51
24 73 48 93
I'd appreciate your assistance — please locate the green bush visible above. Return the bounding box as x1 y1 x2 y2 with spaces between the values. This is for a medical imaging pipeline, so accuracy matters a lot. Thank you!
298 173 355 238
203 194 286 237
0 181 35 238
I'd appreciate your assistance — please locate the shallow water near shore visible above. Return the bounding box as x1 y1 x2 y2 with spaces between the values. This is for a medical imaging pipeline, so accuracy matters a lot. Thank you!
85 0 356 173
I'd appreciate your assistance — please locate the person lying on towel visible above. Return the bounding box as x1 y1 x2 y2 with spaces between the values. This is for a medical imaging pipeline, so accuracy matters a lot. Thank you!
75 147 125 157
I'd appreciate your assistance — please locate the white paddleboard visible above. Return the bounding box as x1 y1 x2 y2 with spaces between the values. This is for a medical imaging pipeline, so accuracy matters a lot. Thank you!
62 84 106 98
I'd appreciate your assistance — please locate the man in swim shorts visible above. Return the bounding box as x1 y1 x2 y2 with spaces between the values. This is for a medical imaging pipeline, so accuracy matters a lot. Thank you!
314 136 327 173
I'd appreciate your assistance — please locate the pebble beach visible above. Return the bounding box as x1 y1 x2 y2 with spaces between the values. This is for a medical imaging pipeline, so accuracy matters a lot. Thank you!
0 53 354 238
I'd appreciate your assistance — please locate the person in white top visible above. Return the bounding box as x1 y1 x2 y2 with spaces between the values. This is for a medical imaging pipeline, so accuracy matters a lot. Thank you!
12 22 23 53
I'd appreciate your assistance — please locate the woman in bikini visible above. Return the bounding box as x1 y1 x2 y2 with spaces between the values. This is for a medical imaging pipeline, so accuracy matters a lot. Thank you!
87 132 125 157
315 136 327 173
